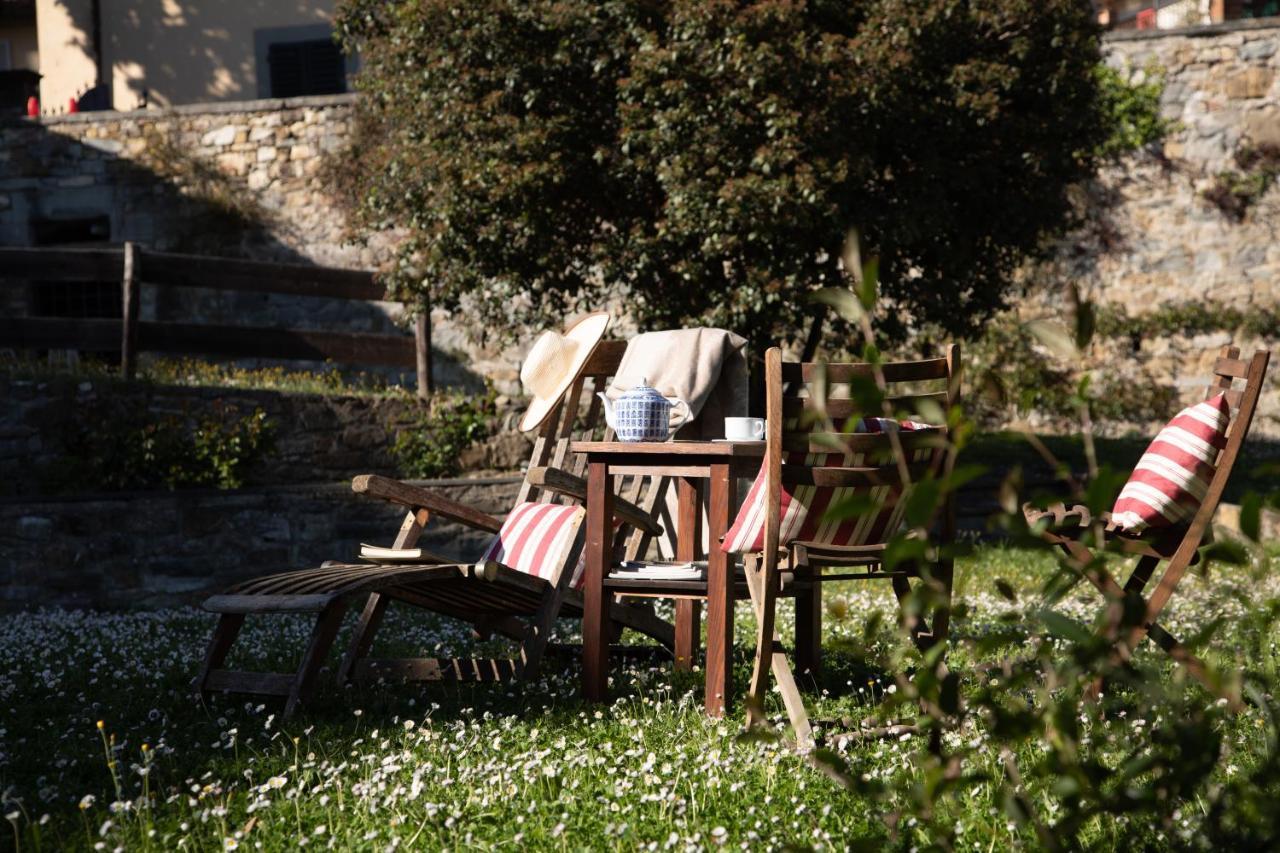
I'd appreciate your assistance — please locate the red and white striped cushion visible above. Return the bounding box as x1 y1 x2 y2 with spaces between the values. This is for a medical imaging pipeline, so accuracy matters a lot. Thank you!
480 502 586 589
1111 393 1231 532
722 418 937 555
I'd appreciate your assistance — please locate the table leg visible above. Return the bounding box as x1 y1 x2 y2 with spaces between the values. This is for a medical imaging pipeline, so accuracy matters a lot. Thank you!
704 461 736 716
675 476 701 671
583 460 613 702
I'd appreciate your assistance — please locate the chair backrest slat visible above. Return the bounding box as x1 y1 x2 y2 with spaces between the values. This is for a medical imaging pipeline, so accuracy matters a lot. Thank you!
779 430 948 454
779 357 951 384
779 463 932 489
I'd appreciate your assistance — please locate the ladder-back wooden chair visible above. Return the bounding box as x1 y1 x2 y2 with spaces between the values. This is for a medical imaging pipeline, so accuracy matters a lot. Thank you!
736 346 961 742
1023 345 1271 699
195 339 677 717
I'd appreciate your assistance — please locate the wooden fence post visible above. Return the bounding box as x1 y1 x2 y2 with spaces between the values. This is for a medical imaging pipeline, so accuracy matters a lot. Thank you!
414 299 433 398
120 242 140 379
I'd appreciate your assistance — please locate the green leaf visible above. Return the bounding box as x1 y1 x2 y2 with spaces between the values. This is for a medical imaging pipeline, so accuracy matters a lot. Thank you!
1039 609 1092 645
811 287 864 322
858 256 879 310
1241 491 1263 542
1026 319 1080 361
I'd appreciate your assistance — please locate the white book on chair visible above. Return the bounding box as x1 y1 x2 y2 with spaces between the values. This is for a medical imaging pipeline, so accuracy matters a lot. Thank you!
610 560 706 580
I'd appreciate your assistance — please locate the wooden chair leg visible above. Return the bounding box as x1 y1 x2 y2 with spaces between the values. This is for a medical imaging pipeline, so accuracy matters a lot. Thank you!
674 600 700 672
743 557 813 746
338 593 389 686
195 613 245 698
284 602 348 718
794 577 821 679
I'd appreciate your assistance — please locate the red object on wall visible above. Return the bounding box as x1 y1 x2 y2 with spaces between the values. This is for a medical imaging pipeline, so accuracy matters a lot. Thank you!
1137 7 1158 29
26 96 39 117
68 97 79 114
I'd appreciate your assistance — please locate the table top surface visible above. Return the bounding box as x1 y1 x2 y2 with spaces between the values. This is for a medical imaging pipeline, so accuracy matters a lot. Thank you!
571 439 767 457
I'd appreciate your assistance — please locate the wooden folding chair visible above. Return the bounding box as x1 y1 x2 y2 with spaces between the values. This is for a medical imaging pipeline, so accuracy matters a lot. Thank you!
195 340 678 717
1023 345 1271 699
742 346 961 742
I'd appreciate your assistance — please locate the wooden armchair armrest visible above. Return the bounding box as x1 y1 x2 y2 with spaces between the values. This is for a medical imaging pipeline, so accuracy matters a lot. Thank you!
525 466 664 537
790 541 886 569
352 474 503 534
1023 502 1187 560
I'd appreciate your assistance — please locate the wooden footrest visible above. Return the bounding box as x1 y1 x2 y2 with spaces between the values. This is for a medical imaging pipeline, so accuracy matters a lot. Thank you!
203 593 336 614
204 669 294 696
354 657 518 683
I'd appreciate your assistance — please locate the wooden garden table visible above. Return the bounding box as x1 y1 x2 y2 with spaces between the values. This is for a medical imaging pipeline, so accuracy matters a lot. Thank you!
572 439 765 716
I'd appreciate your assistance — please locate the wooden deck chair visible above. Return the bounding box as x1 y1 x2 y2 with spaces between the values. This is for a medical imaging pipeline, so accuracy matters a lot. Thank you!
736 346 961 742
195 340 677 717
1023 345 1271 701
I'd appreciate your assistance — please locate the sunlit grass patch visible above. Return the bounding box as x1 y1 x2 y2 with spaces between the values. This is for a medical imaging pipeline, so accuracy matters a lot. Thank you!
2 545 1278 850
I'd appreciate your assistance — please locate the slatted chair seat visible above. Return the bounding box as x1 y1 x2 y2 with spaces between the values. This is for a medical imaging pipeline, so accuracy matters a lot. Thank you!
194 335 679 717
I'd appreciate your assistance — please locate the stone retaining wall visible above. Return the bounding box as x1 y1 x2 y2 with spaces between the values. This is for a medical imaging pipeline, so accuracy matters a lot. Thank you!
0 374 421 496
1083 21 1280 313
0 477 522 611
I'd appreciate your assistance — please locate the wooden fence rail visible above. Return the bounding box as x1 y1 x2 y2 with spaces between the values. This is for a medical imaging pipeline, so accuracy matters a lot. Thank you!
0 243 434 396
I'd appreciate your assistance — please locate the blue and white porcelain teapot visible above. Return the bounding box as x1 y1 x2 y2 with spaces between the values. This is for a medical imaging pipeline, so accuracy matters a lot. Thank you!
598 379 692 442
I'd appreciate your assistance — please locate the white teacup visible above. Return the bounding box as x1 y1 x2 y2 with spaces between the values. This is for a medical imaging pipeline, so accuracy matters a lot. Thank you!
725 417 766 441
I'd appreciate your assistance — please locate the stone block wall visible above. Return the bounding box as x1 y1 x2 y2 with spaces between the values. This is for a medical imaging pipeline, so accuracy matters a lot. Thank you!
1088 20 1280 313
0 375 423 496
0 477 521 610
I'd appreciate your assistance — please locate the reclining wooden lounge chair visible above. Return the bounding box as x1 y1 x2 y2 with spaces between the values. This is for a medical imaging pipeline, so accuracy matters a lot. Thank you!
195 339 677 717
1023 345 1271 700
735 346 961 742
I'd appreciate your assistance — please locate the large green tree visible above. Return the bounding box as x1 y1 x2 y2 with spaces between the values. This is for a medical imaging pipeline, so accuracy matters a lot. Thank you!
335 0 1108 350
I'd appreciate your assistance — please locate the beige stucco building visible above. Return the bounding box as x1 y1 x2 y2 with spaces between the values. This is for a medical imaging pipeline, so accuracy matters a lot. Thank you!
9 0 347 115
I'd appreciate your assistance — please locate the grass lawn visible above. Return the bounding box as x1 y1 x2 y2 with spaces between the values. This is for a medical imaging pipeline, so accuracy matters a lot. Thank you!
3 545 1279 851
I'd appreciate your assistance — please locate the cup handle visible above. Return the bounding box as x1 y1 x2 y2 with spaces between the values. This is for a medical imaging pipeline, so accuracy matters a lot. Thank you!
753 419 765 439
670 400 692 431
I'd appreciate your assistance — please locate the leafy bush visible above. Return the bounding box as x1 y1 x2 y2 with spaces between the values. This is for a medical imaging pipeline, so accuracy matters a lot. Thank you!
391 389 496 479
1203 143 1280 222
40 401 275 493
334 0 1113 352
1094 63 1171 160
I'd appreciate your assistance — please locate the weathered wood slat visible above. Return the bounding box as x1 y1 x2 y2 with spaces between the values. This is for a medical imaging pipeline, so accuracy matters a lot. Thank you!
781 392 949 420
779 430 945 454
780 358 950 384
138 322 415 366
356 657 519 683
205 669 295 696
203 593 335 613
779 464 928 488
143 251 383 300
0 316 120 350
353 475 505 533
0 317 416 366
1214 357 1250 379
0 247 123 281
525 466 663 536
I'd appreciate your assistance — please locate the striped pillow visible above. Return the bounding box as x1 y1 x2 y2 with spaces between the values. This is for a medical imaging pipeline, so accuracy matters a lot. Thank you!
1111 394 1231 532
480 502 586 589
722 418 936 555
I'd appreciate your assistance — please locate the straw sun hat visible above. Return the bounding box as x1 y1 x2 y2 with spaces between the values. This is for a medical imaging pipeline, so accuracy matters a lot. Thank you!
518 312 611 432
